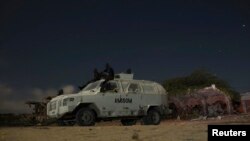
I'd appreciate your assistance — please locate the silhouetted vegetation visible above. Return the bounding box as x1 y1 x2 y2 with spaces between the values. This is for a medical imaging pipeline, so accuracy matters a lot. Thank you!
162 69 240 102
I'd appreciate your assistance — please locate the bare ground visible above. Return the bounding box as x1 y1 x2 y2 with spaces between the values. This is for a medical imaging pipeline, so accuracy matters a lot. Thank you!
1 114 250 141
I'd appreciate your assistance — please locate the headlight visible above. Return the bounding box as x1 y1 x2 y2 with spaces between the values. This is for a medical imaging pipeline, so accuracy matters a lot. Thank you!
63 98 74 106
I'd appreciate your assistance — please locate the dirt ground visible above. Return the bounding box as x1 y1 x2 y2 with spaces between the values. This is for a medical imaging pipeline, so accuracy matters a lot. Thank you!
1 114 250 141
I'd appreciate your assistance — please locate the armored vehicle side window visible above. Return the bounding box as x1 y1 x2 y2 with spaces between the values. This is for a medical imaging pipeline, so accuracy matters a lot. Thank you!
142 84 155 94
59 100 62 107
156 84 166 94
121 81 129 91
128 83 141 93
101 81 119 93
83 81 100 91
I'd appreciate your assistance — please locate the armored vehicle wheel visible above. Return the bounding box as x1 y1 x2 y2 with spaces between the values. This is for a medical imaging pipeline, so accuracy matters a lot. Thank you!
141 109 161 125
121 119 137 126
76 108 96 126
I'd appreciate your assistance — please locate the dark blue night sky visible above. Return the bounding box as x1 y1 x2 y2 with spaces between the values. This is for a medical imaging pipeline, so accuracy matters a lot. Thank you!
0 0 250 113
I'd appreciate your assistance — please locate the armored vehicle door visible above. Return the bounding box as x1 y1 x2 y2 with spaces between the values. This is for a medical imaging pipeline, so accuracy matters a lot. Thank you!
99 80 124 117
120 81 141 116
140 83 162 107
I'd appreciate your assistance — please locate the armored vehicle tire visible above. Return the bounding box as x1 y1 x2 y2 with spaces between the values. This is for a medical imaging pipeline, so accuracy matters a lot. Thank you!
141 109 161 125
121 119 137 126
76 108 96 126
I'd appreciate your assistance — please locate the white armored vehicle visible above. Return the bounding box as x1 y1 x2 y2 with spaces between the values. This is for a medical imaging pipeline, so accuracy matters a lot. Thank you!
47 73 169 126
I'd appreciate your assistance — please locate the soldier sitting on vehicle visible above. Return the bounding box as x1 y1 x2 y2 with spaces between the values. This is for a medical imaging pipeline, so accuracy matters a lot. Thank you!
100 81 118 93
100 63 114 81
57 89 64 96
126 68 132 74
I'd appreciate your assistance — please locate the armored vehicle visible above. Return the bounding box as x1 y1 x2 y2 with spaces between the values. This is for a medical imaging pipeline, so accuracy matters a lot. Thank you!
47 73 169 126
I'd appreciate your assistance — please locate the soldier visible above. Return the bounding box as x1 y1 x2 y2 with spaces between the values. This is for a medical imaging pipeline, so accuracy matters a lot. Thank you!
100 63 114 90
126 68 132 74
102 63 114 81
57 89 64 95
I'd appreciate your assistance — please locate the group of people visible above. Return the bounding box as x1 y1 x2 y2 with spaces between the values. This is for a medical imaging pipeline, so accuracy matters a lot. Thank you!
57 63 132 95
78 63 115 90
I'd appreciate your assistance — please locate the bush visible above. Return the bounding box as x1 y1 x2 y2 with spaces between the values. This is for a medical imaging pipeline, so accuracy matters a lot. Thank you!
162 69 240 102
